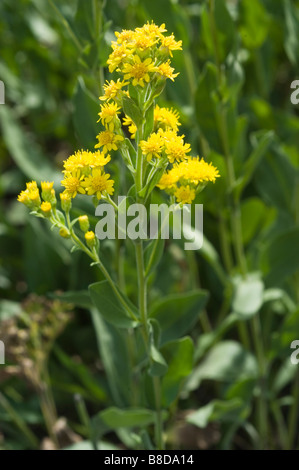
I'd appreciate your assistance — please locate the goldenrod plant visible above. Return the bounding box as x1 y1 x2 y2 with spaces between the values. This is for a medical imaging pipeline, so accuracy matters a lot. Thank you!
17 23 219 450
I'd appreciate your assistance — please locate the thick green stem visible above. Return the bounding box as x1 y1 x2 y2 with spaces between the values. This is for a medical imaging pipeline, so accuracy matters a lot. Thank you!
135 241 148 339
135 241 164 450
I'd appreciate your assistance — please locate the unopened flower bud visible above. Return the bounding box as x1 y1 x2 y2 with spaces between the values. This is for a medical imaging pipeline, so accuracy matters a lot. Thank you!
60 192 72 212
41 181 54 202
59 227 71 238
79 215 90 233
85 231 96 248
40 201 52 217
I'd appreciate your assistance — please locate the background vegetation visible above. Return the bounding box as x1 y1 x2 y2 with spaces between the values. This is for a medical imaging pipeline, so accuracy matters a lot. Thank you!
1 0 299 450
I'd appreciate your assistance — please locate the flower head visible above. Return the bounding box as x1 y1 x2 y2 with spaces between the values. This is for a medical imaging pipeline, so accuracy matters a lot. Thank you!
174 185 196 204
156 61 179 81
157 170 179 190
154 105 181 131
136 22 167 37
41 201 52 216
61 170 85 198
123 55 157 87
79 215 90 233
85 231 96 248
100 79 128 102
140 132 164 161
162 131 191 163
81 168 114 200
128 30 157 51
115 29 135 45
60 191 72 211
41 181 54 192
107 43 130 73
26 181 38 191
98 102 121 130
17 190 31 206
160 34 182 57
176 157 220 184
95 130 124 154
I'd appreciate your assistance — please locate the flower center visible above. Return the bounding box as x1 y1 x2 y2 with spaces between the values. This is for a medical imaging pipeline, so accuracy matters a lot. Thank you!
92 175 107 192
131 63 147 79
65 177 80 192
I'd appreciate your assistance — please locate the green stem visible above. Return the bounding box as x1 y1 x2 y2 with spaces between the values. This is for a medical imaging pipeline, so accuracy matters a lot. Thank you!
218 211 234 273
65 211 137 321
135 242 149 340
136 124 145 194
135 241 164 450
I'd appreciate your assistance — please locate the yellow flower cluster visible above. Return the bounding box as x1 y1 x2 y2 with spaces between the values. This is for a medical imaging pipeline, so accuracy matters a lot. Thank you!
157 157 220 204
17 181 54 211
97 22 182 157
140 128 191 164
61 150 114 200
18 21 220 222
123 104 181 140
107 22 181 82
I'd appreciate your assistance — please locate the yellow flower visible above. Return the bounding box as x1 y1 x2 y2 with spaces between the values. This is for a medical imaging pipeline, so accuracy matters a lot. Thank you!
140 133 164 161
123 55 157 87
85 231 96 248
81 168 114 199
115 29 135 45
154 105 181 131
163 131 191 163
95 130 124 154
128 30 157 51
157 170 179 190
28 188 41 206
107 43 130 73
60 191 72 211
41 181 54 192
160 34 182 57
93 151 111 168
79 215 90 233
26 181 38 191
156 61 179 81
41 201 52 216
174 185 196 204
176 157 220 184
63 150 94 172
100 79 128 102
136 22 167 37
98 102 121 130
63 150 111 173
123 116 137 139
17 190 31 206
41 181 54 201
61 170 85 198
